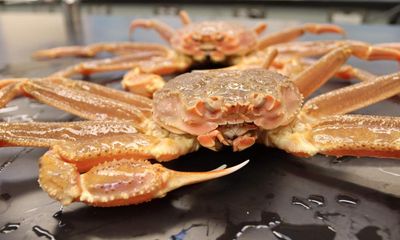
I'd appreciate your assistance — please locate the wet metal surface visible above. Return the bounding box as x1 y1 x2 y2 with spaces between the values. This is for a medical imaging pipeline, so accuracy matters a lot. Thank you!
0 16 399 240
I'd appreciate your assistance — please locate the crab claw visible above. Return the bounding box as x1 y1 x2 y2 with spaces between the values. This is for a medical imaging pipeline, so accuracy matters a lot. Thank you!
80 159 249 207
39 150 249 207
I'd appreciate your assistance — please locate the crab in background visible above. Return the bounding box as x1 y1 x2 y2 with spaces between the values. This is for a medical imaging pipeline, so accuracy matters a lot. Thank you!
31 10 365 97
0 42 399 206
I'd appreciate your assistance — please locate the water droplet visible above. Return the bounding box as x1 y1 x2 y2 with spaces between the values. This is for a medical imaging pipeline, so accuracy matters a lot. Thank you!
0 223 20 234
336 195 360 207
272 230 292 240
32 226 56 240
53 210 67 228
291 196 311 210
308 195 325 206
221 210 336 240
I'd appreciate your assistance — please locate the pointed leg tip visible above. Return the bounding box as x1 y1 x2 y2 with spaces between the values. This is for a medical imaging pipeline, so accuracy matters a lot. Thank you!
229 159 250 173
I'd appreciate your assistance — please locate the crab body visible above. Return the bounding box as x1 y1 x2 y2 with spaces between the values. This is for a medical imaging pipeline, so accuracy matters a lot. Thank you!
154 69 301 150
170 21 258 62
1 56 400 207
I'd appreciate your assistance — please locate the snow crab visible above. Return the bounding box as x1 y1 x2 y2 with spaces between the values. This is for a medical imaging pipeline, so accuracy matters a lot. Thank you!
32 10 354 97
0 44 399 207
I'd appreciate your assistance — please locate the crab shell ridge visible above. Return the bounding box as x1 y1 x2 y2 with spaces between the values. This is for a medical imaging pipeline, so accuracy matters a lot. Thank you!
153 69 302 139
170 21 258 61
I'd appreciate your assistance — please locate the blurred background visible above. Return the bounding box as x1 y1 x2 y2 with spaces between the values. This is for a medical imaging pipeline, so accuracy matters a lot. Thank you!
0 0 399 68
1 0 400 24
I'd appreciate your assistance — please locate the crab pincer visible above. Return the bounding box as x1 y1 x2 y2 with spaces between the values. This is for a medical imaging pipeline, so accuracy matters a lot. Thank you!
39 150 248 207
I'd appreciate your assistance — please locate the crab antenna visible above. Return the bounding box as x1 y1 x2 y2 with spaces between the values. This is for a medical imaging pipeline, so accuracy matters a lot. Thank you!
179 10 192 25
161 160 250 195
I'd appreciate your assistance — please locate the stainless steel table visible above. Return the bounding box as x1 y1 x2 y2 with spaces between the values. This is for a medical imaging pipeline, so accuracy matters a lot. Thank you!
0 14 399 240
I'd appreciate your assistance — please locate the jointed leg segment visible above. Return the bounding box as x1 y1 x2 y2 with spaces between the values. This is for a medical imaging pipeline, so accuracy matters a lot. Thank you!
268 71 400 159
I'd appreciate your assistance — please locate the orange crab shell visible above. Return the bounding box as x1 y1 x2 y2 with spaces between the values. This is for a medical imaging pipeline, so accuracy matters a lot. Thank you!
153 69 303 136
170 21 259 61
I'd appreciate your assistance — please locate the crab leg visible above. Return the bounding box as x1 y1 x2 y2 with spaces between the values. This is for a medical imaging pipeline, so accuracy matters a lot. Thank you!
45 131 199 172
0 77 153 113
129 19 177 43
307 115 400 158
121 68 166 98
0 116 245 207
301 72 400 119
292 43 400 98
230 48 278 70
120 54 191 97
269 114 400 159
50 47 181 77
40 77 152 114
253 23 268 35
49 52 190 97
374 42 400 51
39 150 248 206
0 120 138 147
257 23 345 50
0 81 24 108
0 78 150 128
33 42 171 60
335 65 378 82
179 10 192 25
273 40 400 58
268 71 400 158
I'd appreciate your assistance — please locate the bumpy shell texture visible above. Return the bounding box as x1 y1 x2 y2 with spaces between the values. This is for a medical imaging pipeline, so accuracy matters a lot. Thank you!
153 69 302 136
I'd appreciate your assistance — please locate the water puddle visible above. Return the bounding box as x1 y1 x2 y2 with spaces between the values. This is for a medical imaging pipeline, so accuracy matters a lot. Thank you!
218 211 335 240
0 223 20 234
337 195 360 207
32 226 56 240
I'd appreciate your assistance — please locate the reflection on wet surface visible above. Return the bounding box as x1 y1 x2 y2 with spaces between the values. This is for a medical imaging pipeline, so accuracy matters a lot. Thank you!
0 223 20 234
336 195 360 207
291 196 312 210
308 194 325 207
32 225 56 240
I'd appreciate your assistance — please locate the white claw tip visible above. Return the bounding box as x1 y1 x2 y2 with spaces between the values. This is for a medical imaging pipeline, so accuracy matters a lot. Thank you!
229 159 250 174
212 164 227 171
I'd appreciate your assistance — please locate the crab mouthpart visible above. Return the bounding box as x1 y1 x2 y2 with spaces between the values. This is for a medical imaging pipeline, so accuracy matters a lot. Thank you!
197 123 258 151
